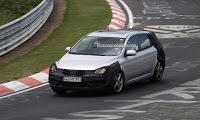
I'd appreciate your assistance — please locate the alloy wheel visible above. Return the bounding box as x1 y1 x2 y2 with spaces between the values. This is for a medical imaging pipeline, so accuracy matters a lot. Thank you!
113 72 124 93
155 62 163 81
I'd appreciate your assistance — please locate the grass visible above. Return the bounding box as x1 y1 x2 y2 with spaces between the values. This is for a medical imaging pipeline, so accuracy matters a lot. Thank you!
0 0 111 83
0 0 42 26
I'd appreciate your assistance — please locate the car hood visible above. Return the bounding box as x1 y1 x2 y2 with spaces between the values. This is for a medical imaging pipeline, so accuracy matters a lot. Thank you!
56 54 119 70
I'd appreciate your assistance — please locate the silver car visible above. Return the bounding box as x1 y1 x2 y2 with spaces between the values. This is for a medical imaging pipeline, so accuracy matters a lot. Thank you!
49 30 165 94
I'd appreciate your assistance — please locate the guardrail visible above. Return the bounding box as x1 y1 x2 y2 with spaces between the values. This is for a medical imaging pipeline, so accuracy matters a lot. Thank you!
0 0 54 56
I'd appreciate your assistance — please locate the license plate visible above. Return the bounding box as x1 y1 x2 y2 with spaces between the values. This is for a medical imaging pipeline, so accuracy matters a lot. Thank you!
62 76 82 82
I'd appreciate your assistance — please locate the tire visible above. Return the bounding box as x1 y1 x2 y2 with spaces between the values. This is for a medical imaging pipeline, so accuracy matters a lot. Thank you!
150 61 164 82
111 72 124 93
51 86 67 94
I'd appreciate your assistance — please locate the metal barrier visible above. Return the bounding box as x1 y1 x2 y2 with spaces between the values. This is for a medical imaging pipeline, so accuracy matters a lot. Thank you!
0 0 54 56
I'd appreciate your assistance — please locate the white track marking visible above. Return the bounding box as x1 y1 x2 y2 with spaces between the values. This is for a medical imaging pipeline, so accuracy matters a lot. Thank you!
112 14 126 21
107 0 126 30
2 81 29 91
142 86 200 99
108 24 121 30
0 83 49 99
144 25 200 38
112 11 126 16
111 7 123 12
140 0 200 20
111 19 125 26
29 72 48 83
165 61 200 72
42 110 145 120
111 6 124 12
105 100 198 110
144 28 170 34
182 78 200 86
118 0 134 28
109 3 121 9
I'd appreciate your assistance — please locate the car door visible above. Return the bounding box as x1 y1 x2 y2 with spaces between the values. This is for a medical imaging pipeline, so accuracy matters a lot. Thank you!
136 34 157 75
121 35 144 82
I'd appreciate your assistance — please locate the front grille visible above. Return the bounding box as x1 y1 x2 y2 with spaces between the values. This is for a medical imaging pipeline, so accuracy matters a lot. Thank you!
61 82 87 88
61 81 106 88
86 81 105 88
63 70 85 76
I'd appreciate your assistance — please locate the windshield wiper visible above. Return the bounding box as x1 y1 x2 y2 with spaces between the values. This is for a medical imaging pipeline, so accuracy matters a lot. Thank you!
70 52 79 54
88 54 108 56
70 53 108 56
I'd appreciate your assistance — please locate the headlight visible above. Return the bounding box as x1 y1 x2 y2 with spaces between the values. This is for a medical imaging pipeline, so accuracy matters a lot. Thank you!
95 68 106 75
51 66 56 72
50 63 57 73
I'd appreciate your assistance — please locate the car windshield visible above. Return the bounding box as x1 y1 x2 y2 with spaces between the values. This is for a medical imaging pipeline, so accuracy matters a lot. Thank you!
70 36 126 56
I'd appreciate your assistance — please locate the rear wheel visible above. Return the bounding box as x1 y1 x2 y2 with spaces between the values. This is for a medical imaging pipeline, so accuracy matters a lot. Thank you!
150 61 164 82
111 72 124 93
51 86 67 94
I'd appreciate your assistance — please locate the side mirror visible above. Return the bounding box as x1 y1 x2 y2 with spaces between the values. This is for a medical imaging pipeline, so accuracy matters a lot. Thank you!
125 50 137 56
65 47 71 51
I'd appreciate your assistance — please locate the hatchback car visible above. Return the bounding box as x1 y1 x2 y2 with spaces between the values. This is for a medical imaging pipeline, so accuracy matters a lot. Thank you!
49 30 165 94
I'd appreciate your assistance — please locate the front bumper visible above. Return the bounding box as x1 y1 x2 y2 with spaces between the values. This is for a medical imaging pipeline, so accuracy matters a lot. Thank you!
49 68 112 90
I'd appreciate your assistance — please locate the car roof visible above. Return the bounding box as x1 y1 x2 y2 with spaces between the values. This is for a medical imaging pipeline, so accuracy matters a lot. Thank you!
87 30 150 38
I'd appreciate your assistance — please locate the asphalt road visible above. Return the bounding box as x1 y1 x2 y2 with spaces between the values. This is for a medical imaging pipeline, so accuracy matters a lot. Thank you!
1 0 200 120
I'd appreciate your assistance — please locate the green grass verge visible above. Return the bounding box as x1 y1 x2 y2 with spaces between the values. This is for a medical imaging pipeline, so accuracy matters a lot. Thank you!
0 0 42 26
0 0 111 84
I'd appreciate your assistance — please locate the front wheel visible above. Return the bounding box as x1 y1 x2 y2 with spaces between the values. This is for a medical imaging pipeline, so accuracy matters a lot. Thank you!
111 72 124 93
150 61 164 82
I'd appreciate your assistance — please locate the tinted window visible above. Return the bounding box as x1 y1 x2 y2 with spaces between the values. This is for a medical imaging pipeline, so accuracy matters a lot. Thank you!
137 34 151 50
126 35 139 51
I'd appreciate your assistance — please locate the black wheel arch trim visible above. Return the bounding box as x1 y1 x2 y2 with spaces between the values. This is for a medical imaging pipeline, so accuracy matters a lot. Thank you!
148 32 165 68
109 61 125 82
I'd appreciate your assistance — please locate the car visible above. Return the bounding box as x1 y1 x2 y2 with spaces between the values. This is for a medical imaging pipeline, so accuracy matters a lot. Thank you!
48 30 165 94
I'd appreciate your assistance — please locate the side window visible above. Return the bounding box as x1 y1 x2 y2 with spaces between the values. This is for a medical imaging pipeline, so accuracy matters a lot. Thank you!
126 35 139 51
137 34 151 50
